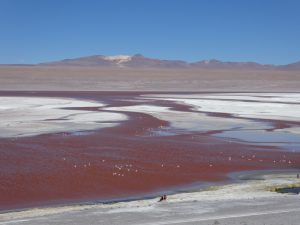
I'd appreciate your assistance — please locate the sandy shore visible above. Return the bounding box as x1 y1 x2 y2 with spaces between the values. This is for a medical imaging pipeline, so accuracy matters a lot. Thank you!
1 171 300 225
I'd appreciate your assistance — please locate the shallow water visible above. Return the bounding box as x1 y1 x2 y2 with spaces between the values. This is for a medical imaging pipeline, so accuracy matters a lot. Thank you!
214 130 300 151
277 187 300 194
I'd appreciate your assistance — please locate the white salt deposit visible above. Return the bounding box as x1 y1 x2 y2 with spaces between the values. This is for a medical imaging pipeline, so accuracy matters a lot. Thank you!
172 98 300 121
0 97 127 138
106 93 300 150
141 93 300 122
143 93 300 104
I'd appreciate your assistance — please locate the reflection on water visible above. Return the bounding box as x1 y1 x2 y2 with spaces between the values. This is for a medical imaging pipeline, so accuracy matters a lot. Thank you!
70 130 95 136
214 129 300 151
276 187 300 194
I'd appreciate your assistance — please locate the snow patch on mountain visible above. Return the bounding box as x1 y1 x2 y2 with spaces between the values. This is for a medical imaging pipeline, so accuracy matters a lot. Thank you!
103 55 132 64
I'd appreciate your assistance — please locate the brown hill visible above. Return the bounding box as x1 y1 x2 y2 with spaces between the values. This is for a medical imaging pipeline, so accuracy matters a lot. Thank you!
1 54 299 70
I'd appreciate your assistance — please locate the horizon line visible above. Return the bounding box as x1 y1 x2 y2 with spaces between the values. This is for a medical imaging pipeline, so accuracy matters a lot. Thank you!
0 53 299 66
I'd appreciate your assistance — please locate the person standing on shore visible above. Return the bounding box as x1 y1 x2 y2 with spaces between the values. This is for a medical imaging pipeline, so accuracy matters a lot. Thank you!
158 195 167 202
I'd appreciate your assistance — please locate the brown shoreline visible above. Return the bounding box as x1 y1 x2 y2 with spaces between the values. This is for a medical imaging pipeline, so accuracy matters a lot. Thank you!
0 91 300 211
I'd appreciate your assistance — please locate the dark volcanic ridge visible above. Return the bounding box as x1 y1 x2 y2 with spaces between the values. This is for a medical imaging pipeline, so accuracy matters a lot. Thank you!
6 54 299 70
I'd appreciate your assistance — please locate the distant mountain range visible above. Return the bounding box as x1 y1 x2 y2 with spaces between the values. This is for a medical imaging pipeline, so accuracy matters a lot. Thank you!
8 54 300 70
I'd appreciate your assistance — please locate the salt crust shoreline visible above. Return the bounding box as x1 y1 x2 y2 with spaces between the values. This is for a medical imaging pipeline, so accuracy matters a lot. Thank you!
1 170 300 225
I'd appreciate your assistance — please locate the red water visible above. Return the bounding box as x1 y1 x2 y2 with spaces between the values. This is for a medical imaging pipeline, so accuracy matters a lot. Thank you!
0 91 299 211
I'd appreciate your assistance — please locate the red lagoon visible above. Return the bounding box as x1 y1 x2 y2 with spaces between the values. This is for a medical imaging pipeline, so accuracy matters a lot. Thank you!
0 91 299 211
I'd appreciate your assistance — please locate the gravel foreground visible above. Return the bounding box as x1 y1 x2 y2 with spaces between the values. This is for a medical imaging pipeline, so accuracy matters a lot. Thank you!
1 171 300 225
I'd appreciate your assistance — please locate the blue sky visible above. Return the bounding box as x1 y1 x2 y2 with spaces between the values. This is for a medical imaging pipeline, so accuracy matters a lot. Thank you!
0 0 299 64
